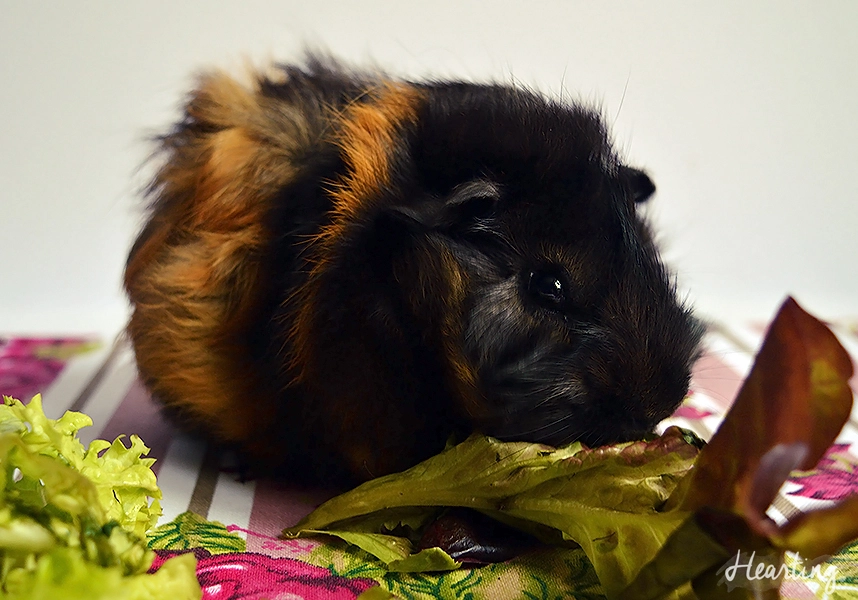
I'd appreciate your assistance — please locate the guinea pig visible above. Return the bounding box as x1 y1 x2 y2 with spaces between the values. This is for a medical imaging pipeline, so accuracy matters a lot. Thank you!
124 56 703 484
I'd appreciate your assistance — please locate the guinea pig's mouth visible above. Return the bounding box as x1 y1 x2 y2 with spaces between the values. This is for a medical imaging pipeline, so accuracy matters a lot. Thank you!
481 415 581 449
468 343 688 449
484 416 659 450
574 422 660 449
475 394 671 450
473 375 592 448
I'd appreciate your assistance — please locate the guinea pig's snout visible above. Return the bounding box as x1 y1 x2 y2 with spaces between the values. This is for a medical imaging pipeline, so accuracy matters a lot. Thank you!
574 402 673 449
459 272 702 449
470 326 697 450
574 344 697 447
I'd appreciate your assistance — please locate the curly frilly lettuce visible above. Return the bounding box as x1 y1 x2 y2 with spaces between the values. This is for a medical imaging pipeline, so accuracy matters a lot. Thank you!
0 395 201 599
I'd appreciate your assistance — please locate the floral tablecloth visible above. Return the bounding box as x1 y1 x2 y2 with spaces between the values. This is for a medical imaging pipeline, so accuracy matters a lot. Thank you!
2 320 857 599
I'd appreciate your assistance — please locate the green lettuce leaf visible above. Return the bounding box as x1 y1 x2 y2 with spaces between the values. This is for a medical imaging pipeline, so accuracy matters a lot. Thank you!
0 395 162 538
0 395 201 599
2 547 199 600
285 426 701 593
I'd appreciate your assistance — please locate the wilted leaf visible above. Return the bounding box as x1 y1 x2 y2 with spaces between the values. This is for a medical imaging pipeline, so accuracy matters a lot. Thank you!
771 495 858 558
670 298 853 528
627 297 855 597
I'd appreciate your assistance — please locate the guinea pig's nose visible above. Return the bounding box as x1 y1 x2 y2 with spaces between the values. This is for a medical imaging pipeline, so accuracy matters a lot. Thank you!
591 414 658 447
616 427 655 443
618 410 667 439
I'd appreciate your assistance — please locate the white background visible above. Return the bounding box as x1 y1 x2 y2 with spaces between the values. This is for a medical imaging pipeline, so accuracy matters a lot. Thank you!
1 1 856 335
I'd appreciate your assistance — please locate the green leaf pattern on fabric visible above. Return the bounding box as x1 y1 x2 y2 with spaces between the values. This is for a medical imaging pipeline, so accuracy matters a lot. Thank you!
148 511 246 554
288 531 605 600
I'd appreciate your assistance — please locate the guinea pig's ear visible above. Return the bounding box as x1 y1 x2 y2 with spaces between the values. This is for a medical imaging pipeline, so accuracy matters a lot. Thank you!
439 179 501 227
620 166 656 204
374 179 500 235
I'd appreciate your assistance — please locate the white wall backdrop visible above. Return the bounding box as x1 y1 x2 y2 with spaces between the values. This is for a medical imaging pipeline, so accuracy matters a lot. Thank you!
1 1 856 335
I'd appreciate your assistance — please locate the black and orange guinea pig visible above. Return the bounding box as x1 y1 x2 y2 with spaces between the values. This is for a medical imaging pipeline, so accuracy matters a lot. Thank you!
124 56 703 484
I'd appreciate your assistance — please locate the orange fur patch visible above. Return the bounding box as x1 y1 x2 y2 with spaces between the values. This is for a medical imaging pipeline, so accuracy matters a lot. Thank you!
289 83 424 382
429 246 486 420
331 83 423 220
126 70 308 444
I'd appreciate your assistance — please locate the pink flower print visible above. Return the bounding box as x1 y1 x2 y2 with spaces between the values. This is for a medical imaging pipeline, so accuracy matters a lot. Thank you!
0 337 90 400
670 391 714 420
671 405 714 420
151 549 378 600
788 444 858 501
0 356 64 400
260 537 319 556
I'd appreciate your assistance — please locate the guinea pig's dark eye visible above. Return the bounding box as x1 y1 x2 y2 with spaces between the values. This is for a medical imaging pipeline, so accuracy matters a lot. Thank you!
526 269 567 308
